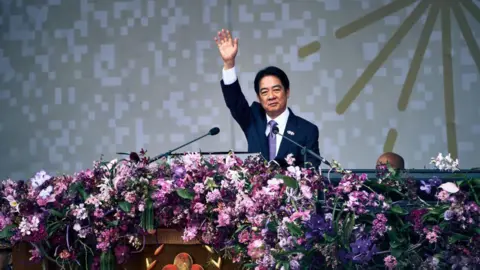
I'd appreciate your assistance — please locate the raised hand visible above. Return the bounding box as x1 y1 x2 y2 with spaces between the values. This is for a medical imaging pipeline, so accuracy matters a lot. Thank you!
214 29 238 69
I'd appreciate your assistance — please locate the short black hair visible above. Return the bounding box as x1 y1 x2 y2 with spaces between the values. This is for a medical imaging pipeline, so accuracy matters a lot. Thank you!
254 66 290 95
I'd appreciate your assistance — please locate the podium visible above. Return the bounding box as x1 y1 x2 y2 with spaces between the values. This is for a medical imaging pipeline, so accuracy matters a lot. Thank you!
11 229 240 270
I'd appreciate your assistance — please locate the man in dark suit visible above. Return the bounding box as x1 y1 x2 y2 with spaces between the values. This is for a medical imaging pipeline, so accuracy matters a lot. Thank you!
214 29 321 168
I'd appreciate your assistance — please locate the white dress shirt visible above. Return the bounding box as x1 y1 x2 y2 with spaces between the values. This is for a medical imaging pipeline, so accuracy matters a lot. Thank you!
222 67 289 157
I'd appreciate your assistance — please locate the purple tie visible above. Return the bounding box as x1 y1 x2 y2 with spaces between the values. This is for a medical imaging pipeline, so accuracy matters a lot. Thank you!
268 120 278 161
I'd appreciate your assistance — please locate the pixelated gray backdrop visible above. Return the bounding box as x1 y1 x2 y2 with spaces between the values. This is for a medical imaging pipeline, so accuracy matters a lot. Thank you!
1 0 479 179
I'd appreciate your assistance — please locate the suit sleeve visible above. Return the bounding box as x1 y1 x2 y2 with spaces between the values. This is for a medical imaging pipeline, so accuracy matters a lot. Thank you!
220 79 252 133
306 125 321 168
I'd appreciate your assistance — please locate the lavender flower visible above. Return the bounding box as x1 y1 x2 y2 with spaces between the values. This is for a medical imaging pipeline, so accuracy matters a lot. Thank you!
305 214 333 241
420 180 432 194
344 236 377 264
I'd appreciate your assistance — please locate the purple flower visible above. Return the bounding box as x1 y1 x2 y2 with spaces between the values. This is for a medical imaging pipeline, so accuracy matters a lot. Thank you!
173 166 186 180
428 176 442 187
420 180 432 194
343 236 377 264
443 209 454 220
114 245 130 264
305 214 333 241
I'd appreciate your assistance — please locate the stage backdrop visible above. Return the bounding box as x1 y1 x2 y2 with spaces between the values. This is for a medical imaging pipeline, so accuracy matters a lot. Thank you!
1 0 479 179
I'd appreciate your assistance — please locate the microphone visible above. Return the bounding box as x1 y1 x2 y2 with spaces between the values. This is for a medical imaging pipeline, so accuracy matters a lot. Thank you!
272 126 331 167
148 127 220 164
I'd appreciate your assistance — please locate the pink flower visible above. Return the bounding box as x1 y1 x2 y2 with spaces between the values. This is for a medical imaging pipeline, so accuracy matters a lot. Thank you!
124 192 136 203
217 210 231 227
300 185 312 199
193 203 206 214
290 210 311 222
285 154 295 166
371 213 388 239
93 208 104 218
29 248 42 262
423 226 441 244
59 250 71 259
193 183 205 194
247 239 265 260
206 189 222 203
182 225 198 242
266 178 283 191
238 230 250 243
436 190 450 201
384 255 397 269
0 214 12 231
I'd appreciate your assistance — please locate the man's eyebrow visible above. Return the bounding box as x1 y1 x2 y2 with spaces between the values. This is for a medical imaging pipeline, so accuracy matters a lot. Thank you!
260 84 282 91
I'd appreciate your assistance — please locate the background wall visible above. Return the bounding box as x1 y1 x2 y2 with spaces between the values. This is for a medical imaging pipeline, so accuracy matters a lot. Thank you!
1 0 479 179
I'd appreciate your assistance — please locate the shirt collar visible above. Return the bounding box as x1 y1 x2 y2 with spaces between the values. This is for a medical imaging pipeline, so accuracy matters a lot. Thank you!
266 108 290 127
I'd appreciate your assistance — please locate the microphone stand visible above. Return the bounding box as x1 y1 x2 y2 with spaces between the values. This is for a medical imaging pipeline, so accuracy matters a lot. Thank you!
149 133 211 164
273 129 331 168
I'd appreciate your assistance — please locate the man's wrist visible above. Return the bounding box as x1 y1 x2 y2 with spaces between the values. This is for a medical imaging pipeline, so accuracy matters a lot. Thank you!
223 61 235 70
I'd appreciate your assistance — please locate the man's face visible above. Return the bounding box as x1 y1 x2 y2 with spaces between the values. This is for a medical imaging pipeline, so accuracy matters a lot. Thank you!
257 75 289 118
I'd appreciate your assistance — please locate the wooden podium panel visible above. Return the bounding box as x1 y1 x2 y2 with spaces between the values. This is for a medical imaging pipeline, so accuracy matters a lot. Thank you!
12 229 240 270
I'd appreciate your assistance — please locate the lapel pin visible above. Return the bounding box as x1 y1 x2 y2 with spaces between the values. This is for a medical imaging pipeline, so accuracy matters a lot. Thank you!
287 130 295 136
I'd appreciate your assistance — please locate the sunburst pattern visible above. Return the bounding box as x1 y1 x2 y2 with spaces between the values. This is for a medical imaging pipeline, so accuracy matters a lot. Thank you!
335 0 480 157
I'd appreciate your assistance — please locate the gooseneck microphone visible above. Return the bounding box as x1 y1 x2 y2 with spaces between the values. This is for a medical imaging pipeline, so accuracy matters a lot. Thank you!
272 126 331 167
148 127 220 164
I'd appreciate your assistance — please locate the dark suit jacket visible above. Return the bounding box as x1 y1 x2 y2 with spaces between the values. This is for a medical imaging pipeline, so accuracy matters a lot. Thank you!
221 79 321 168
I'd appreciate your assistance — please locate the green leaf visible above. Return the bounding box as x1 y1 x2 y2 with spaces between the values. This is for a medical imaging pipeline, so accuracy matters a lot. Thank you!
47 223 62 237
49 209 64 218
275 174 298 189
282 262 290 270
449 233 470 244
242 263 258 269
176 188 195 200
267 221 278 232
389 205 408 215
391 248 404 258
342 213 356 245
472 178 480 186
100 249 115 270
0 225 15 239
474 227 480 235
285 222 303 237
234 224 248 235
118 201 132 213
108 220 119 227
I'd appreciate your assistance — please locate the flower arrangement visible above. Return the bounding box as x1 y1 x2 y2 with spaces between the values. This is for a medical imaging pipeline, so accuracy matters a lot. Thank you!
0 151 479 270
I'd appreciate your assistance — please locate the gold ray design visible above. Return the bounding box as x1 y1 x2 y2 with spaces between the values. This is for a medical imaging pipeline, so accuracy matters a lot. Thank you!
441 3 458 159
461 0 480 23
453 2 480 74
335 0 417 39
334 0 480 159
298 41 321 59
383 128 398 153
336 0 431 115
398 4 439 111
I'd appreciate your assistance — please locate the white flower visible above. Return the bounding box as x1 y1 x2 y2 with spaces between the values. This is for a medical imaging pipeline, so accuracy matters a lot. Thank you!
431 153 459 171
300 185 312 199
38 186 53 199
31 170 51 188
439 182 459 193
106 159 118 170
6 195 19 212
19 216 40 236
287 166 302 180
73 223 81 232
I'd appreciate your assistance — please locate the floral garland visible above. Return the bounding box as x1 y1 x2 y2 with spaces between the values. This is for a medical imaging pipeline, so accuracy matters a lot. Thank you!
0 151 478 270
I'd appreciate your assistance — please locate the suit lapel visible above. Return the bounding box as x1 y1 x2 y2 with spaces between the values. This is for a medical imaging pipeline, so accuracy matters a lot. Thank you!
276 110 298 160
256 110 270 159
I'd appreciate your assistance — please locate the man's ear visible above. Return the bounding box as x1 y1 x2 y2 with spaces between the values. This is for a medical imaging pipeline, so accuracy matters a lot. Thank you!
286 88 290 98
